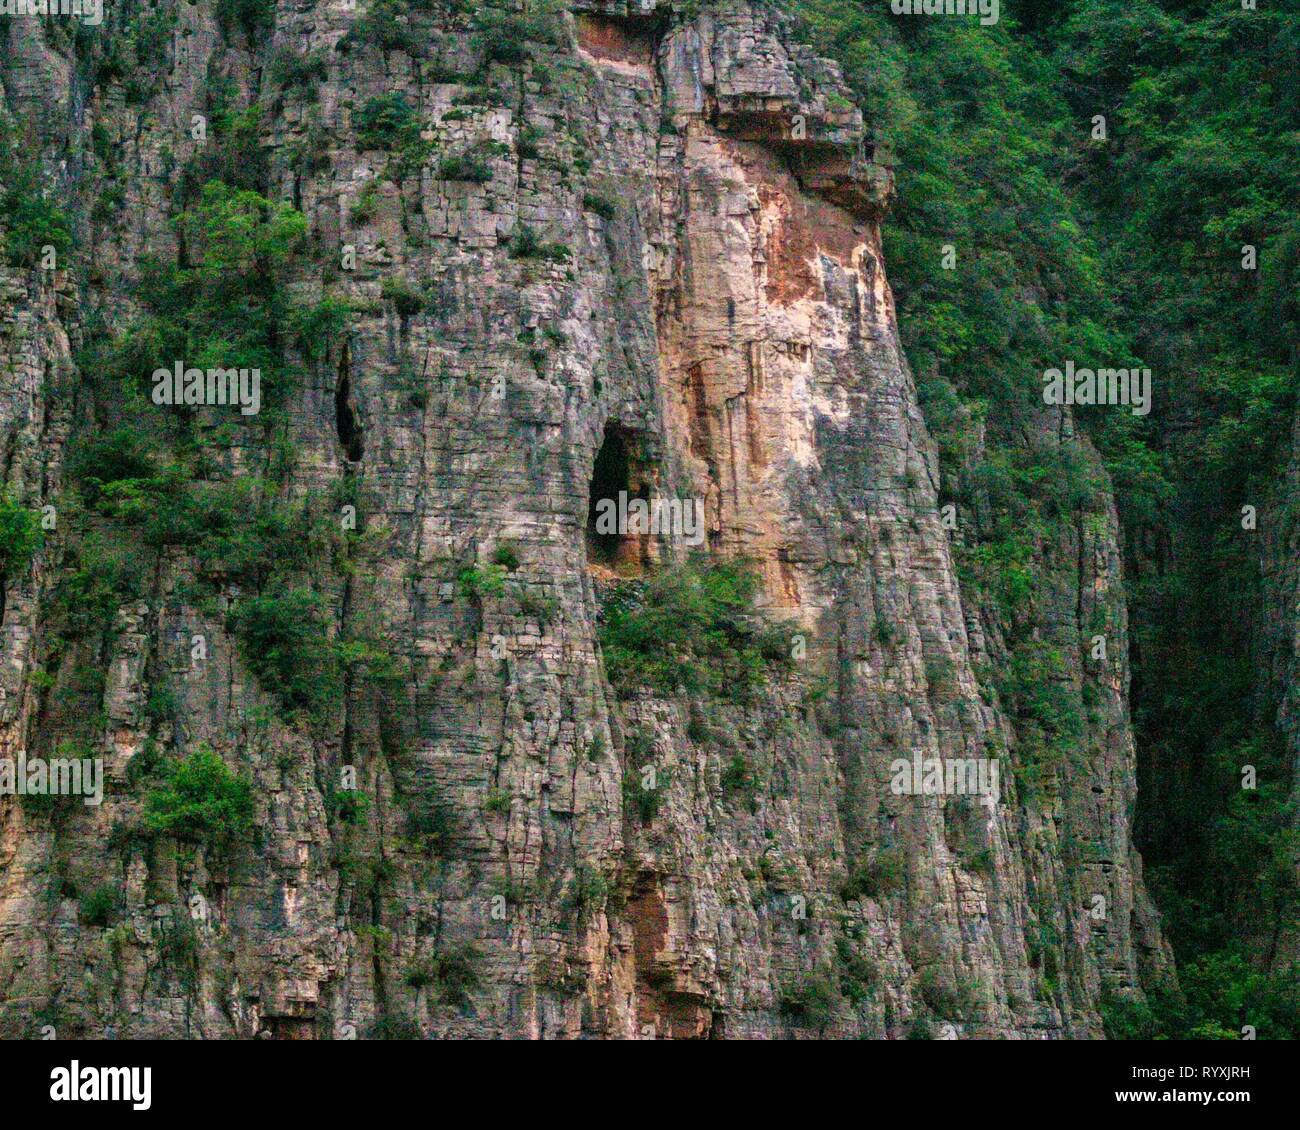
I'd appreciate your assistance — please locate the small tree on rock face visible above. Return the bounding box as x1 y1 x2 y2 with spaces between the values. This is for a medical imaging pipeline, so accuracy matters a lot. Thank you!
144 745 254 849
215 0 276 44
229 587 342 722
354 93 422 152
0 121 72 269
597 558 794 702
779 968 839 1029
0 494 41 579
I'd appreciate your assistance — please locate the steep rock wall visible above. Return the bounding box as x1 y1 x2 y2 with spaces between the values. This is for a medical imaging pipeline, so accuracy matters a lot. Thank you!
0 0 1169 1038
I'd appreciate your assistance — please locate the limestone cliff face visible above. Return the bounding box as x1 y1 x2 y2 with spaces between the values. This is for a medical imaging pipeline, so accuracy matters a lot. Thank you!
0 0 1169 1038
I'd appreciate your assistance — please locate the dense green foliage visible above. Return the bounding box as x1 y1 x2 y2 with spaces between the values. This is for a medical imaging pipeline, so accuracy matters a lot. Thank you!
779 968 840 1028
215 0 276 43
355 93 422 151
791 0 1298 1036
144 746 255 848
0 121 72 269
598 559 793 702
229 589 341 720
403 943 482 1006
89 179 314 416
79 885 119 928
0 494 41 578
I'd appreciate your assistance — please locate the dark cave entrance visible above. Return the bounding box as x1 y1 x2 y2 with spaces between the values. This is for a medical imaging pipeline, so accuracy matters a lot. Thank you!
335 343 364 463
587 423 651 572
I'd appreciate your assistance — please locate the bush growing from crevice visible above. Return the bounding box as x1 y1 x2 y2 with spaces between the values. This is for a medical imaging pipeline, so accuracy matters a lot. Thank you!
457 563 508 601
906 1015 934 1040
368 1012 421 1039
916 967 969 1019
779 968 839 1028
381 276 426 318
839 846 906 901
339 0 437 54
623 764 668 823
329 787 370 827
0 136 72 268
560 867 611 924
835 936 878 1004
355 93 422 151
229 587 342 721
508 224 570 262
720 751 755 799
472 2 564 66
270 49 328 96
621 726 667 822
79 885 119 928
0 494 41 578
403 943 481 1006
215 0 276 43
582 190 618 221
597 558 794 702
399 786 452 853
158 915 201 990
143 745 254 849
437 153 493 183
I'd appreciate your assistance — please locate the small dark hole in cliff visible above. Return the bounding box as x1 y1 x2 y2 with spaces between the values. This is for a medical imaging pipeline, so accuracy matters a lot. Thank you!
587 423 649 572
335 345 364 462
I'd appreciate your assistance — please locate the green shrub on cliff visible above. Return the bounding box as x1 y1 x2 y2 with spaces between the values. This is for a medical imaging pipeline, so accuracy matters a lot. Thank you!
0 494 41 578
0 147 72 268
144 745 254 848
340 0 437 55
404 943 481 1006
230 588 342 721
215 0 276 43
355 93 421 151
840 847 907 901
779 968 839 1029
79 885 119 928
598 558 793 702
473 1 565 66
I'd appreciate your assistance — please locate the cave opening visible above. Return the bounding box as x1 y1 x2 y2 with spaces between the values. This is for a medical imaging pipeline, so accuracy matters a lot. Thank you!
587 423 650 571
335 344 364 462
